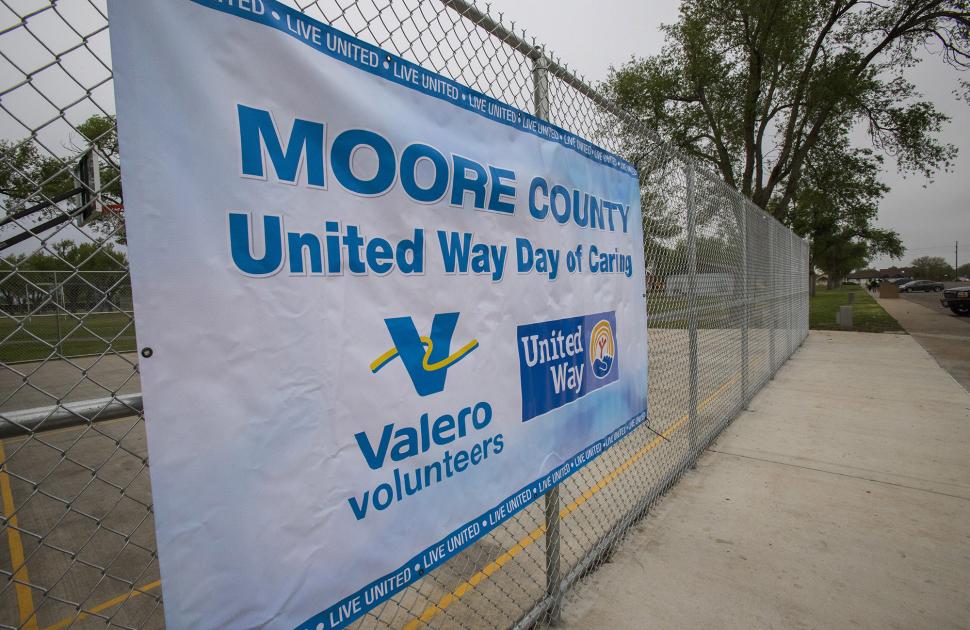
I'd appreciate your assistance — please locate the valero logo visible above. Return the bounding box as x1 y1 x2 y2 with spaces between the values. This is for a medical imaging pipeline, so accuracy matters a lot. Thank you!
370 313 479 397
590 320 615 379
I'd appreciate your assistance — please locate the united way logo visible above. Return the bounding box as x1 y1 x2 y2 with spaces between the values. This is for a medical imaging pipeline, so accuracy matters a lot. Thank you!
590 319 615 379
517 311 619 422
370 313 479 397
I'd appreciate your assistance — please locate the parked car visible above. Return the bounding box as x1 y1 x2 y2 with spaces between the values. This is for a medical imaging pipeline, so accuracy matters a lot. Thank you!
899 280 944 293
941 286 970 316
889 277 914 285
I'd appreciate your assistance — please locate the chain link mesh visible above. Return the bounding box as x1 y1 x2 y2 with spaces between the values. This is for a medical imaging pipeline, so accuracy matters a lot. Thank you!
0 0 809 628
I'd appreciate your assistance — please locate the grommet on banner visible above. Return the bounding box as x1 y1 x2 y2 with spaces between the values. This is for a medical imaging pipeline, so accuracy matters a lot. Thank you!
140 347 153 358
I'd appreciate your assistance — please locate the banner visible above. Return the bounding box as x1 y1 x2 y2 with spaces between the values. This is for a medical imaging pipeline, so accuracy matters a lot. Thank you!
109 1 647 627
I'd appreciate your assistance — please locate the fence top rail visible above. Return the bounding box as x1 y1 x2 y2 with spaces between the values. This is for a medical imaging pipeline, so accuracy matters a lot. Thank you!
439 0 638 126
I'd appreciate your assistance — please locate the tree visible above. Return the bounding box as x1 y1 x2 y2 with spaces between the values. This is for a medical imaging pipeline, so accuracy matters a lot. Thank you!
3 240 127 272
911 255 954 279
0 114 124 241
606 0 967 217
1 240 128 315
957 262 970 279
789 134 903 290
640 184 684 279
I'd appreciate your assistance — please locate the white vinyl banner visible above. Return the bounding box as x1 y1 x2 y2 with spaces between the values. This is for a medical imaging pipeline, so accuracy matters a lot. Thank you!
110 1 648 627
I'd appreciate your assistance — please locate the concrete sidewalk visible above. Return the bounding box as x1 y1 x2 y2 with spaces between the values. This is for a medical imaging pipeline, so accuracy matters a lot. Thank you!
876 294 970 392
560 331 970 629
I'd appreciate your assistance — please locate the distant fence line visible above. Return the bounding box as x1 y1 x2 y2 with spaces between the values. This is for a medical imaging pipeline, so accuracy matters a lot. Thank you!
0 270 132 317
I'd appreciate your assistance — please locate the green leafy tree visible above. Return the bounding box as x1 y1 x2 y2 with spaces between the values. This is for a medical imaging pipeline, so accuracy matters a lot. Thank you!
957 262 970 279
641 196 683 278
911 255 954 280
1 240 128 314
10 241 126 272
789 135 903 290
605 0 967 217
0 141 45 200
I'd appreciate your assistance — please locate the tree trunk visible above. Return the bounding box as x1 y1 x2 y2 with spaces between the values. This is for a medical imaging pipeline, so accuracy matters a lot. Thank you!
809 272 816 297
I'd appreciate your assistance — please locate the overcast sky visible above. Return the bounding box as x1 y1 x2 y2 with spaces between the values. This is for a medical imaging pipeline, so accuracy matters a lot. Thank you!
2 0 965 270
486 0 970 271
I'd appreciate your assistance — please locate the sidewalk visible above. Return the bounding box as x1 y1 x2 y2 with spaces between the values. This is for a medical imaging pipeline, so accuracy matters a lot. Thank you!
876 294 970 392
559 330 970 629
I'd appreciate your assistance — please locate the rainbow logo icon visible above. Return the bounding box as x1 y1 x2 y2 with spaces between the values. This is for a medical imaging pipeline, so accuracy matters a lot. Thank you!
590 319 615 379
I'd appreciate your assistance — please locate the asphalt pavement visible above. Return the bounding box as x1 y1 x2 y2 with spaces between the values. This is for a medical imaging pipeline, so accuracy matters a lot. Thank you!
897 281 967 312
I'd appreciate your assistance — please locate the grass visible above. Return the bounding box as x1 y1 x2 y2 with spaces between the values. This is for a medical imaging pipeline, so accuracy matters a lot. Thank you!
810 284 903 333
0 311 136 363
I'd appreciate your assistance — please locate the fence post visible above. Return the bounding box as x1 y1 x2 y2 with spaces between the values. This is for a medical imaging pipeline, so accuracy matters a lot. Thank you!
789 230 794 359
739 198 749 408
768 223 776 379
802 240 808 345
685 163 699 464
532 51 562 625
53 270 62 355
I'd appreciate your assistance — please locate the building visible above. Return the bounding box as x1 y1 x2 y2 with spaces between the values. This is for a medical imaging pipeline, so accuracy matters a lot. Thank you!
846 266 913 281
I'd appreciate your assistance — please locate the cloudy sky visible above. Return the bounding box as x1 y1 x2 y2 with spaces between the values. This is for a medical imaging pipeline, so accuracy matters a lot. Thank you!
486 0 969 271
1 0 965 270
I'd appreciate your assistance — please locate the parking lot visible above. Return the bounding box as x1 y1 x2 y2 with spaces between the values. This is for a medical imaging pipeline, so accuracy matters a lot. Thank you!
899 281 968 313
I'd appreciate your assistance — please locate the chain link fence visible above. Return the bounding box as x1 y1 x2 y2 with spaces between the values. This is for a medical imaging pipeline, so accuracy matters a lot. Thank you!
0 0 808 628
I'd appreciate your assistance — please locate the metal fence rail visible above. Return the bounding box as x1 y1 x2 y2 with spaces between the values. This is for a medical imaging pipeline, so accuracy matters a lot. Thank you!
0 0 809 628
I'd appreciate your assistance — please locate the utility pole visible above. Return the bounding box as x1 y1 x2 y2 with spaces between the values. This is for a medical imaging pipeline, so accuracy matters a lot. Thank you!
956 241 959 280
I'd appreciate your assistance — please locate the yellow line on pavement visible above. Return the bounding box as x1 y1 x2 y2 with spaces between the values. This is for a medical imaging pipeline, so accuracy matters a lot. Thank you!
43 580 161 630
0 423 157 630
2 413 150 630
1 416 141 629
402 368 745 630
0 439 39 630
